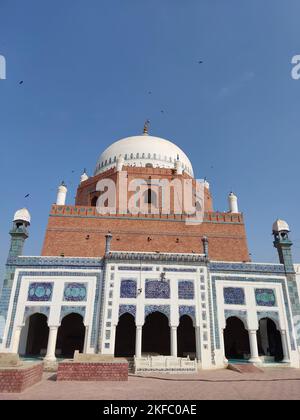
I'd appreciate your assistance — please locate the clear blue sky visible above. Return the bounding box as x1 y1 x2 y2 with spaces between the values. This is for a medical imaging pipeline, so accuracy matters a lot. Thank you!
0 0 300 279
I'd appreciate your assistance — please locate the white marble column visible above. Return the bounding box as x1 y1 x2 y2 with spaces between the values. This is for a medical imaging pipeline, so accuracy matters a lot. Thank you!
220 328 228 363
248 330 261 363
280 330 290 363
12 326 22 354
44 326 58 361
135 325 142 358
83 326 89 353
195 326 201 361
171 326 177 357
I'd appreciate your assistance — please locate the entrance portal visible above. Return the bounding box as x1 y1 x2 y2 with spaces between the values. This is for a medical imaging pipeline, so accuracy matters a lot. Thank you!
25 313 49 356
115 313 136 357
224 316 250 360
177 315 196 358
257 318 283 361
55 313 85 358
142 312 170 355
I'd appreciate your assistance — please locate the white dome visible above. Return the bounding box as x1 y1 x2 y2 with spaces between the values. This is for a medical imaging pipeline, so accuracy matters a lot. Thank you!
13 208 31 224
94 134 194 177
272 219 290 233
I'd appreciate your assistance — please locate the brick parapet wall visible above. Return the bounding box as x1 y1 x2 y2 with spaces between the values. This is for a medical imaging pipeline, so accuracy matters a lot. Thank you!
57 361 128 381
0 363 43 393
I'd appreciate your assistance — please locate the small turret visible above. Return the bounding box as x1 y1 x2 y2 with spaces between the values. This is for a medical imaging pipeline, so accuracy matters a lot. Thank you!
228 192 239 213
116 155 124 172
80 169 89 183
175 155 183 175
56 181 67 205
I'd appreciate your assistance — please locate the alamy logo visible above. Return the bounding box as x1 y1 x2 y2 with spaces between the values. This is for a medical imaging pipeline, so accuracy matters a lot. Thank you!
0 55 6 80
291 55 300 80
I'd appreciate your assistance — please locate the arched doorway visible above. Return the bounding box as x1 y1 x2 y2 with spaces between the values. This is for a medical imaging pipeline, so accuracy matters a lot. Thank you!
25 313 49 356
142 312 170 355
114 313 136 357
257 318 283 362
177 315 196 358
224 316 250 360
56 313 85 358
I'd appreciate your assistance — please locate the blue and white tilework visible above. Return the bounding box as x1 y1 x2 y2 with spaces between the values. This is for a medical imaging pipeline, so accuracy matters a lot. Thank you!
28 282 53 302
145 280 170 299
119 304 136 318
63 282 87 302
120 279 137 298
178 281 194 299
145 305 170 320
255 289 277 307
223 287 245 305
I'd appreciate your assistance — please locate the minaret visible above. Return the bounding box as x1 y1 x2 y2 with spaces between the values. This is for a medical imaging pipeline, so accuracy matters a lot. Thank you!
8 208 31 261
228 192 239 213
272 219 295 274
0 209 31 348
56 181 67 205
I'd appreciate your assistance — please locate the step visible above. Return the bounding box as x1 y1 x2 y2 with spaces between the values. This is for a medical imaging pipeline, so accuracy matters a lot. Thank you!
227 363 264 374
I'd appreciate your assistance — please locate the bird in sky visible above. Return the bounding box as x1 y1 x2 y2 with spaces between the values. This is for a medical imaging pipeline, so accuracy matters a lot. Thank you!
19 81 24 85
24 194 30 198
198 61 203 64
148 91 152 94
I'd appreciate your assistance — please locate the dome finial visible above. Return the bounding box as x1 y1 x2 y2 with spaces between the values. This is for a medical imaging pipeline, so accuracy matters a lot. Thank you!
143 119 150 135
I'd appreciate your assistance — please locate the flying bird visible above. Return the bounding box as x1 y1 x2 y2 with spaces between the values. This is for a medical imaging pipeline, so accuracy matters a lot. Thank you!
24 194 30 198
148 91 152 94
160 110 164 114
19 81 24 85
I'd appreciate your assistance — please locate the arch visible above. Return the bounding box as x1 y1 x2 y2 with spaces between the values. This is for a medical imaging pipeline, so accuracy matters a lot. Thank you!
55 313 85 358
24 313 49 357
91 196 98 207
144 188 157 206
142 311 170 356
257 318 283 362
223 316 250 361
114 313 136 357
177 315 196 358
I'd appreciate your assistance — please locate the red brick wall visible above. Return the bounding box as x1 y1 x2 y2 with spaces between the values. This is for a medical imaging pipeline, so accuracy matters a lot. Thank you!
0 363 43 393
75 166 214 212
57 362 128 381
42 208 250 262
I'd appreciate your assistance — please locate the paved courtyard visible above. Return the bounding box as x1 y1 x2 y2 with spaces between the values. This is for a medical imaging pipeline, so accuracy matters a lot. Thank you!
1 367 300 400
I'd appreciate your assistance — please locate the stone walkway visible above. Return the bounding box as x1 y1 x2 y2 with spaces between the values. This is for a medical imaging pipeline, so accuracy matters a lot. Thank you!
1 368 300 400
